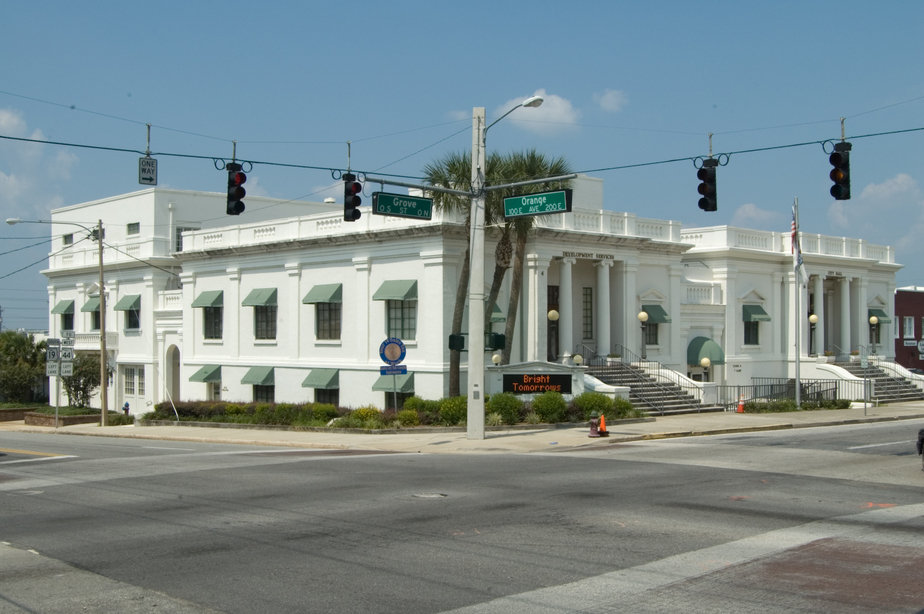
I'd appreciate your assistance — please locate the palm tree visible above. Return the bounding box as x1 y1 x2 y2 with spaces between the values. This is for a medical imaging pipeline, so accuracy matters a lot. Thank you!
423 151 501 397
498 150 572 364
424 149 571 394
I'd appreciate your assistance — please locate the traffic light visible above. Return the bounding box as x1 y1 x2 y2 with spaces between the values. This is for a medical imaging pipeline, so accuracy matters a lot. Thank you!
829 141 852 200
486 332 506 351
226 162 246 215
343 173 362 221
697 158 718 212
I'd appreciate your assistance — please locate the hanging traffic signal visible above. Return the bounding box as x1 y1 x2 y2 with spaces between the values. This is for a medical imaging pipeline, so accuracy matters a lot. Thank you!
829 141 851 200
343 173 362 221
697 158 718 212
226 162 246 215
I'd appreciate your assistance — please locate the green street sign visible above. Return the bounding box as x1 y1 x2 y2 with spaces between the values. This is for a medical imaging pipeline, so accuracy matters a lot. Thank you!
503 189 572 219
372 192 433 220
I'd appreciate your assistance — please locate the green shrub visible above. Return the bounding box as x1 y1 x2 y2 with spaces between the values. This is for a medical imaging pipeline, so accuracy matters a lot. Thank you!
486 392 523 425
524 411 541 424
312 403 339 422
352 405 382 423
438 396 467 425
396 409 420 427
610 397 641 419
486 412 504 426
531 390 568 423
573 392 615 420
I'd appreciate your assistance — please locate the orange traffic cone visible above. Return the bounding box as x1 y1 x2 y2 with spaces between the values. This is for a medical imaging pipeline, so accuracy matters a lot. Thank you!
598 414 609 437
737 395 745 413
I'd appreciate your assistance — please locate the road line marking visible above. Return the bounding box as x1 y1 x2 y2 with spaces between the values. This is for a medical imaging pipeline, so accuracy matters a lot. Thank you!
848 440 910 450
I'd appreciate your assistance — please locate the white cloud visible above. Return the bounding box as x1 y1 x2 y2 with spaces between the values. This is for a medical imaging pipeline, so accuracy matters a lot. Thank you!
593 89 628 113
0 108 27 135
731 202 776 227
494 89 580 135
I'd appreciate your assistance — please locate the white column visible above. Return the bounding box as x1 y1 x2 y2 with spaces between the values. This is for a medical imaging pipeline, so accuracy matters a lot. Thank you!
559 258 574 361
595 260 612 356
839 277 851 355
856 277 869 348
227 267 240 359
286 263 301 360
812 274 824 355
622 259 639 355
525 254 550 362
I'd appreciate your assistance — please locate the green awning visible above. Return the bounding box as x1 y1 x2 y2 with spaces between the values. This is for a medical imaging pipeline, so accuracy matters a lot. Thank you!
742 304 771 322
189 364 222 383
192 290 223 308
868 308 892 324
302 284 342 304
51 299 74 315
687 336 725 366
491 303 505 322
372 373 415 393
113 294 141 311
81 296 100 312
372 280 417 301
301 368 339 389
641 304 671 324
241 366 275 385
242 288 277 307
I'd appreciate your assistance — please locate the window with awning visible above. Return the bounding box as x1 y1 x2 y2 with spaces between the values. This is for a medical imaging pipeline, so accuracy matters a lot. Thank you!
242 288 277 307
51 299 74 314
372 373 415 393
191 290 223 308
81 297 100 312
372 280 417 301
868 308 891 323
742 305 771 322
241 366 275 385
301 368 339 389
302 284 342 304
189 364 222 383
114 294 141 311
641 304 671 323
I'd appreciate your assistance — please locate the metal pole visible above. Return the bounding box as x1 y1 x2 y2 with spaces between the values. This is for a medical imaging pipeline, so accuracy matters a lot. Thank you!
98 219 108 426
466 107 486 440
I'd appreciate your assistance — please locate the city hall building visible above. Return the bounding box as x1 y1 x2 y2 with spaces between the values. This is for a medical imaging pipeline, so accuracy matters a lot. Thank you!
42 178 902 413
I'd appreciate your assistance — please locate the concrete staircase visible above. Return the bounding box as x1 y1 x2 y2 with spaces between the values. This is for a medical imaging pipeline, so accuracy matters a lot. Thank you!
587 361 724 415
835 362 924 404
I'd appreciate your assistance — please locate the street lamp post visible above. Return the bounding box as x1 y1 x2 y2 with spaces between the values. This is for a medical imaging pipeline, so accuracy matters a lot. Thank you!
7 217 109 425
808 313 819 356
637 310 649 360
467 95 543 440
700 356 711 382
869 315 879 356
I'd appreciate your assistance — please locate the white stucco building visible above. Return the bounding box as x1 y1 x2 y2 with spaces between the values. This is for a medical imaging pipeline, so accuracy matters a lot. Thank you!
42 178 901 413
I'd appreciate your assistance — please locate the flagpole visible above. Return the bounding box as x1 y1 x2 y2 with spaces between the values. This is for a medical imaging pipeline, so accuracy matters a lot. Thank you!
793 198 802 409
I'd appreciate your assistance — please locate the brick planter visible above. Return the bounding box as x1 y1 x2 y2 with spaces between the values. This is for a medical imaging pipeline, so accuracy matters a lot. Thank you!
24 412 100 427
0 408 32 421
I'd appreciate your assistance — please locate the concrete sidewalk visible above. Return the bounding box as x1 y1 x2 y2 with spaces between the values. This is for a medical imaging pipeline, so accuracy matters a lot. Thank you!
3 401 924 454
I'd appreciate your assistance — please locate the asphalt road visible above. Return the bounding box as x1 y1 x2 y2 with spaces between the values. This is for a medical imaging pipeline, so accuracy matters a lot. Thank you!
1 423 922 613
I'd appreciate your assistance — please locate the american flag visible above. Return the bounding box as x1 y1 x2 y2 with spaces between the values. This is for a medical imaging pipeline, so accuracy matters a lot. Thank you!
791 202 807 284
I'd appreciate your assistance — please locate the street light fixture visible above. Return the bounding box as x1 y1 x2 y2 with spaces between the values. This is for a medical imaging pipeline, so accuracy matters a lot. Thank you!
637 310 649 360
808 313 819 356
869 314 879 355
700 356 711 382
7 217 109 425
467 95 544 440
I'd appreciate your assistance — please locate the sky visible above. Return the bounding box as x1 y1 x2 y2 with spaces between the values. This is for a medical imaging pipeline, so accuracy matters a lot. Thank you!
1 0 922 330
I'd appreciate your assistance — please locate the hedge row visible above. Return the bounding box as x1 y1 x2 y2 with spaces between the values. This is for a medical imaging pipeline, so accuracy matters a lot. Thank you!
146 391 642 429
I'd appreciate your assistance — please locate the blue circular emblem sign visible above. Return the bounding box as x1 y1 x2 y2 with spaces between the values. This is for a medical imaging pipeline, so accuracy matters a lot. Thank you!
379 337 406 366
